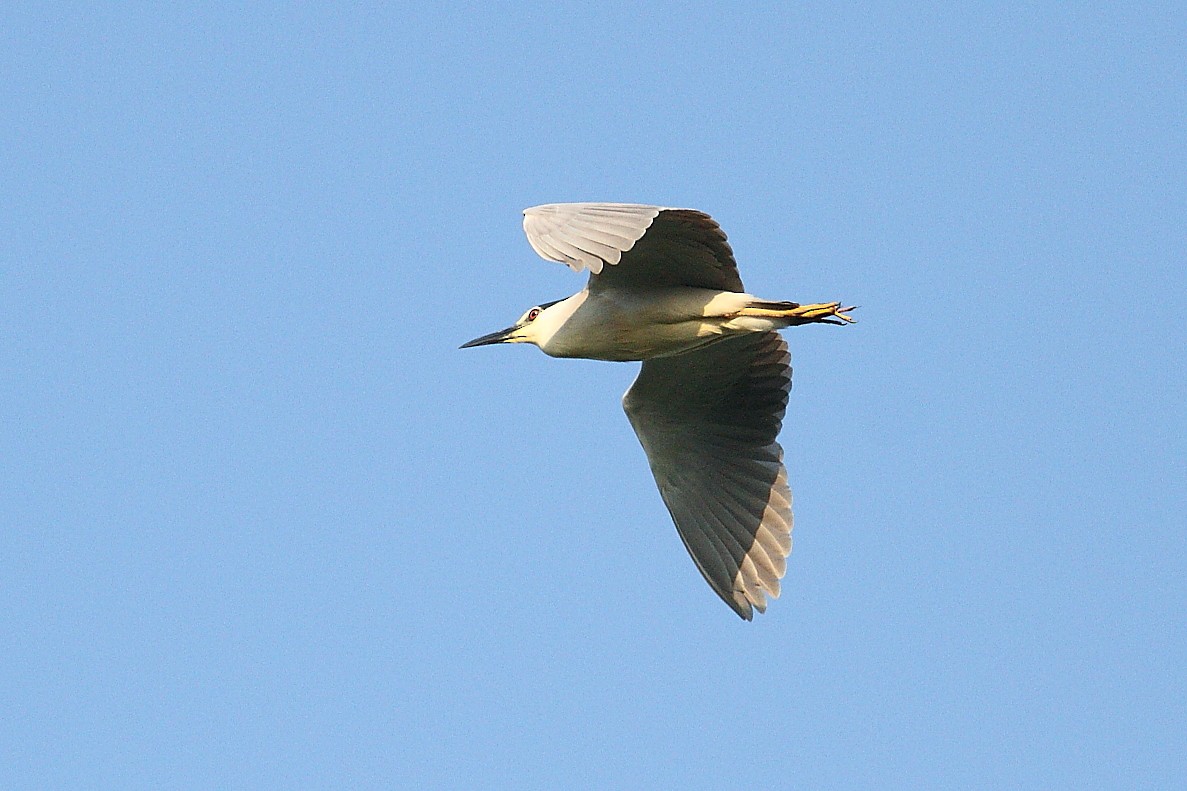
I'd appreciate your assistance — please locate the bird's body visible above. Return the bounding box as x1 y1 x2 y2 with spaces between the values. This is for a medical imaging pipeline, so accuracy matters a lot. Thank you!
533 287 790 361
463 203 853 619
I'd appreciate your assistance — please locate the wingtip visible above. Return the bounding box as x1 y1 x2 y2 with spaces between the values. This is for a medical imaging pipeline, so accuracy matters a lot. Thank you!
732 594 757 621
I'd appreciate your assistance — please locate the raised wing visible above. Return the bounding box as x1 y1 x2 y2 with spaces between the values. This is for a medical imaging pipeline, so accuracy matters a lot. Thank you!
622 332 793 619
523 202 744 293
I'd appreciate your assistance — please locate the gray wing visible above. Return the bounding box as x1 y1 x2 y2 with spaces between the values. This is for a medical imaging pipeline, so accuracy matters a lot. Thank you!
523 202 745 292
622 332 793 619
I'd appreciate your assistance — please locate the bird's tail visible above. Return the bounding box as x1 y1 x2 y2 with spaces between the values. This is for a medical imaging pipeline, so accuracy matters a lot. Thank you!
740 300 858 326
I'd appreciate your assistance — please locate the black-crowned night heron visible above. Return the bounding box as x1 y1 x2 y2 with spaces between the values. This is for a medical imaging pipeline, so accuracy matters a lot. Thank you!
463 203 854 619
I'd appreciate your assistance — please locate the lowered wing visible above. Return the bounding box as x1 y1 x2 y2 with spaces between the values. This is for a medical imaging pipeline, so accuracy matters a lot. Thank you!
622 331 793 619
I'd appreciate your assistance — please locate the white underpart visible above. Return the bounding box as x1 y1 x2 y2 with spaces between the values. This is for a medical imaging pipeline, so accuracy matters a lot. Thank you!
528 287 783 362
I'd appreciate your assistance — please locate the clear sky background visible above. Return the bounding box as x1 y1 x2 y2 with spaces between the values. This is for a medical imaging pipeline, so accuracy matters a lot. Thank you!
3 3 1185 789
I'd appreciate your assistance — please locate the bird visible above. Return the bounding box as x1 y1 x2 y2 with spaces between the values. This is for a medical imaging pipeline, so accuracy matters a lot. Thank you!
462 203 854 619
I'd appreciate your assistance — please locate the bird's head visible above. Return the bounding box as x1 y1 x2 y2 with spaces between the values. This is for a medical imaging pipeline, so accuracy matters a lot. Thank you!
460 297 573 350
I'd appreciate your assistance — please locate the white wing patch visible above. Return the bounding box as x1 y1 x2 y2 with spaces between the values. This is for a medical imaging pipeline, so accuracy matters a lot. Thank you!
523 203 668 274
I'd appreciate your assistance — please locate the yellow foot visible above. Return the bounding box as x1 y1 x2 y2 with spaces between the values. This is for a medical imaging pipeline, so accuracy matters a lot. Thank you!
790 301 858 325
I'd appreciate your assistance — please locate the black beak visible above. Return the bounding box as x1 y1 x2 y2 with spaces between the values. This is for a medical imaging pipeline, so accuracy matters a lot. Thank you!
460 325 517 349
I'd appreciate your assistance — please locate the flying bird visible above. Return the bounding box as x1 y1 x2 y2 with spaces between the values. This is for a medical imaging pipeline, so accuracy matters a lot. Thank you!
463 203 854 619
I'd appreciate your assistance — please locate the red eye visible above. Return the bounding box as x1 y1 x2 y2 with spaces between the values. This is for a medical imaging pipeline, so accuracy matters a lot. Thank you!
527 308 541 321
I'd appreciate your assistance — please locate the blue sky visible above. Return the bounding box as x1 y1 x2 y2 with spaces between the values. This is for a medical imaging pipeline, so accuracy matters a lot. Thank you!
3 3 1184 788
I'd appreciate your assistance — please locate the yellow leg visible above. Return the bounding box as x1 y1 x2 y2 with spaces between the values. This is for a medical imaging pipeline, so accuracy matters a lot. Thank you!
740 301 858 325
